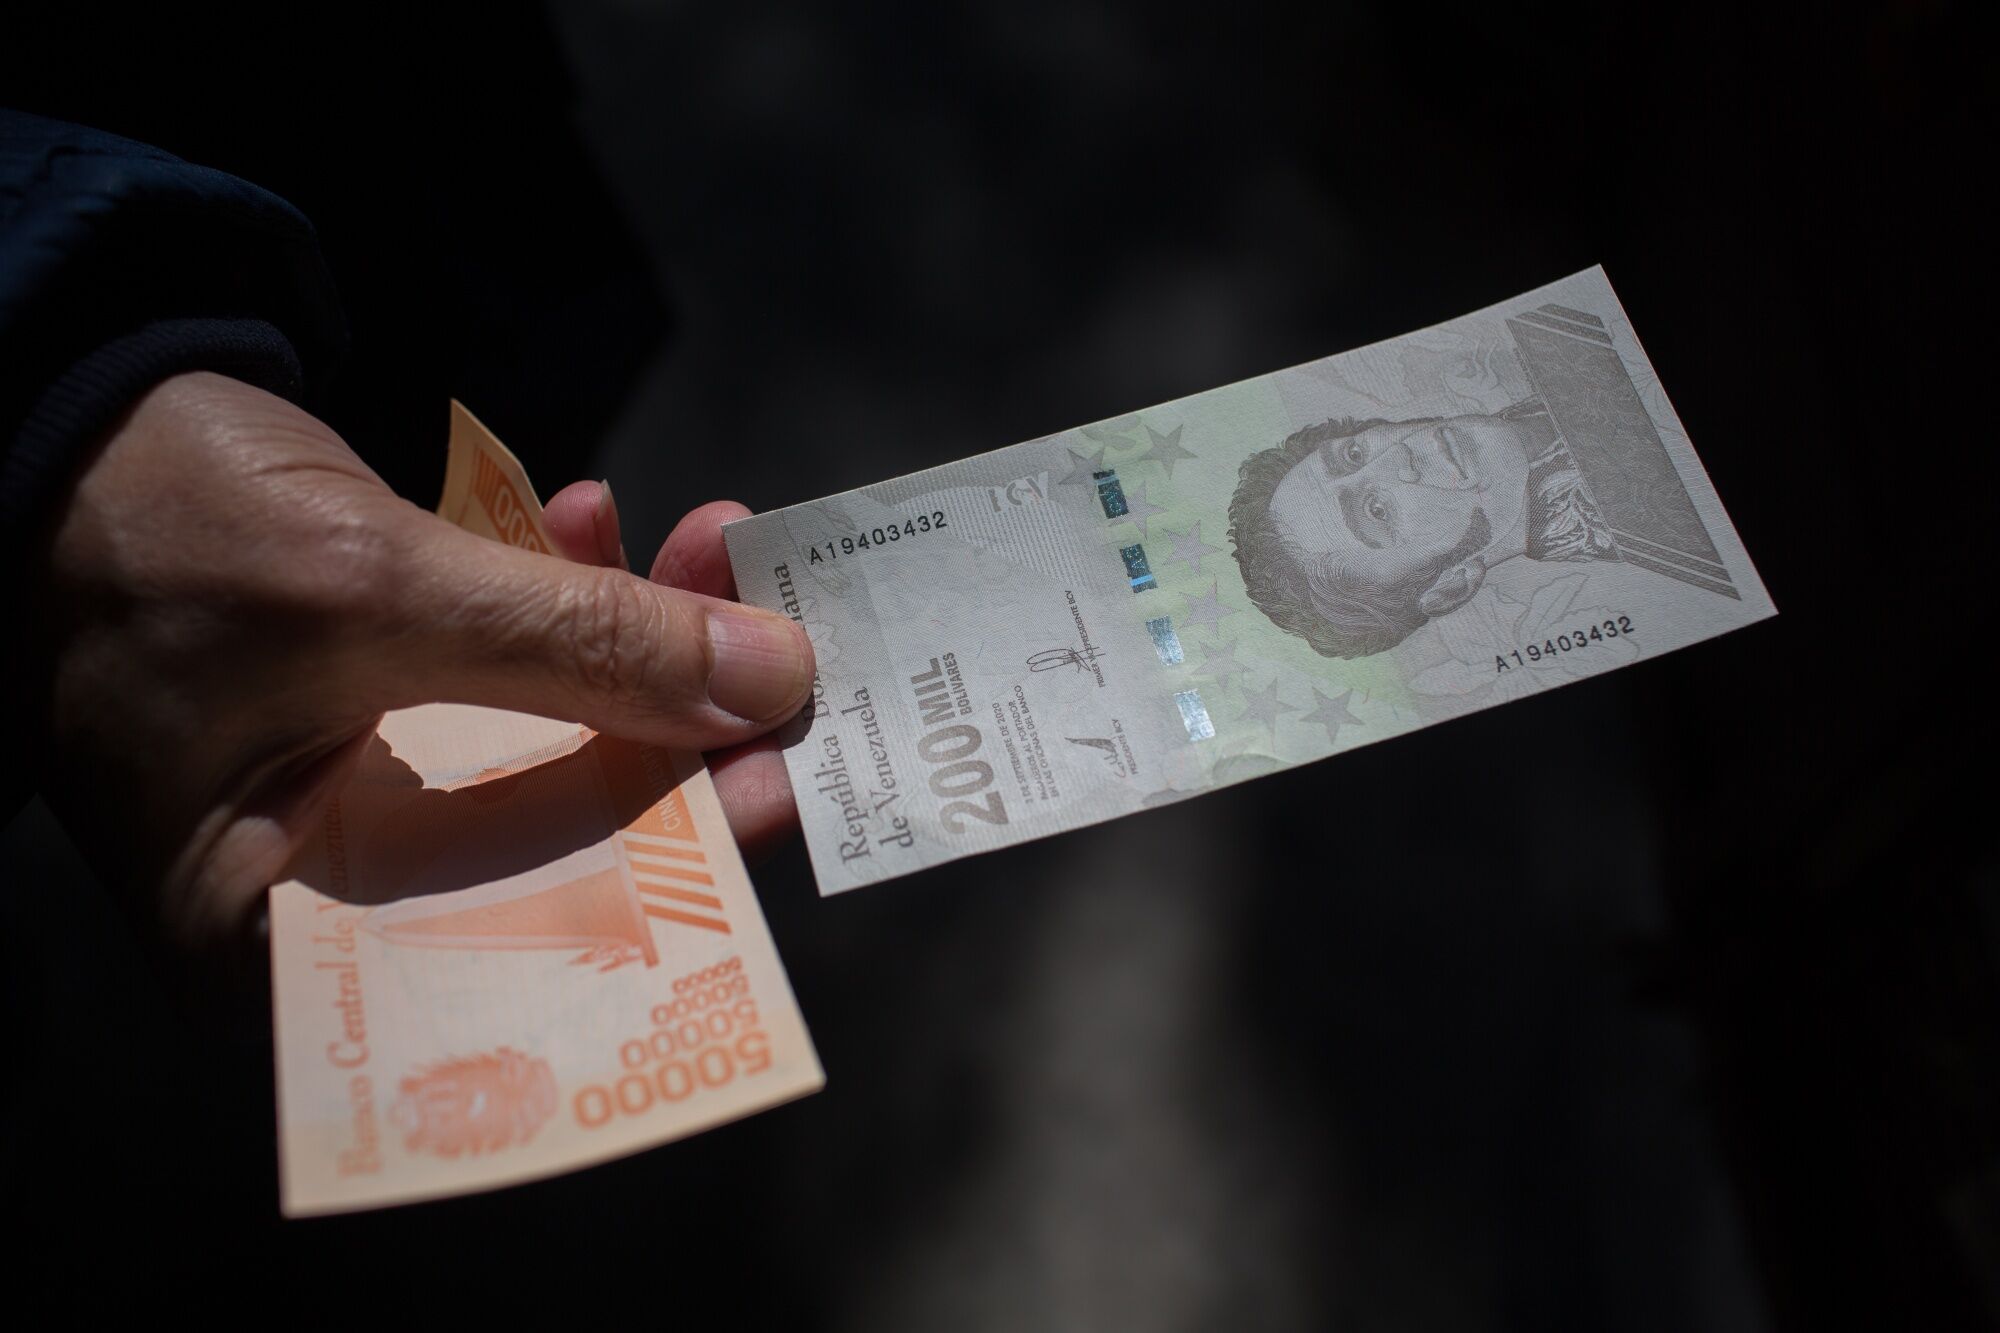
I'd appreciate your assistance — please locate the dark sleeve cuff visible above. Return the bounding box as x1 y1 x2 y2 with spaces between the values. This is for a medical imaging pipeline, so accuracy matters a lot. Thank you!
0 318 307 818
3 316 306 545
0 110 346 542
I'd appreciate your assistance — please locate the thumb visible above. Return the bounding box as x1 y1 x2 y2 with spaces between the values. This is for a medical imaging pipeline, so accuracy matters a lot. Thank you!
374 521 814 751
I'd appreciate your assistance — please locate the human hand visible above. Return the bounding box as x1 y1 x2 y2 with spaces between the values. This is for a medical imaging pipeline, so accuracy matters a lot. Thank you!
29 371 813 964
540 483 807 865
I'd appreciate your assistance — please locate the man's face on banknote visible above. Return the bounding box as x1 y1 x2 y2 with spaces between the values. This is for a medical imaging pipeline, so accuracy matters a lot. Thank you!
728 270 1772 892
1264 413 1534 591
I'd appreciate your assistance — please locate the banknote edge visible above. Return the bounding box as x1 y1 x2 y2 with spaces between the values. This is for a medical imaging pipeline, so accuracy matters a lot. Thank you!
798 593 1777 898
278 1062 826 1218
721 266 1781 896
1585 263 1777 616
726 266 1666 527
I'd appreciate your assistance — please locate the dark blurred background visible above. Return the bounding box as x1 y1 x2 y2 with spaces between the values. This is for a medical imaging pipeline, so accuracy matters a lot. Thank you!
3 1 1992 1327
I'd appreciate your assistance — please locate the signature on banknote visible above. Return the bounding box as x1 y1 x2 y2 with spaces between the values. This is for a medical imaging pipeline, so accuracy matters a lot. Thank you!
725 268 1774 894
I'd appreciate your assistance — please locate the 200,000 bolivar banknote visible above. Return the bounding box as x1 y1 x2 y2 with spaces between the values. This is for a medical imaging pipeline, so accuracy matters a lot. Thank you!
724 267 1773 895
269 406 821 1216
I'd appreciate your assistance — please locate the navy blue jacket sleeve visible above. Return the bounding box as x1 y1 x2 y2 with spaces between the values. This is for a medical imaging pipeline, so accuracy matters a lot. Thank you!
0 109 346 553
2 109 347 812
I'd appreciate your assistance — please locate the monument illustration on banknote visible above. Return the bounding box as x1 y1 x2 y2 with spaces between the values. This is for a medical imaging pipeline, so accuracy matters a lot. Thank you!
269 408 822 1215
724 267 1774 894
328 728 735 969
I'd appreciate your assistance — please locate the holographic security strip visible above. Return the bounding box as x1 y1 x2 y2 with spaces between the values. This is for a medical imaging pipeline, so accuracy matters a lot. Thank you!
1174 689 1215 742
1094 470 1128 519
1120 543 1156 593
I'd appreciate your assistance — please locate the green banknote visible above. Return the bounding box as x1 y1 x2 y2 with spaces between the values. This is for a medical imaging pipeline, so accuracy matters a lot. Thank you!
722 268 1773 894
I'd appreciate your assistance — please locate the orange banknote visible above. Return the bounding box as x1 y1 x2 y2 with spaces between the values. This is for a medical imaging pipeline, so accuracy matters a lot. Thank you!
269 405 822 1216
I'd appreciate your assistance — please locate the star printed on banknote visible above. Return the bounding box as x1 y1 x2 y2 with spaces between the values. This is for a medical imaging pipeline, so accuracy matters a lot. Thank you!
723 268 1773 894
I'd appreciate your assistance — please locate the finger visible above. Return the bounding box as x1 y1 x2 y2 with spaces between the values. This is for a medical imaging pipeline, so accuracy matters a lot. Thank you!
644 501 803 859
381 524 814 751
707 735 801 865
650 499 752 598
545 479 629 570
543 480 604 564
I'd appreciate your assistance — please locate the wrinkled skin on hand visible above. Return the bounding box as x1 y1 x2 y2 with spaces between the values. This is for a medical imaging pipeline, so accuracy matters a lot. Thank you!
28 372 812 970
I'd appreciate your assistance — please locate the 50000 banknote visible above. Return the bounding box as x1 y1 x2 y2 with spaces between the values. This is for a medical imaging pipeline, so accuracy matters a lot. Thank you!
269 406 821 1216
723 267 1773 894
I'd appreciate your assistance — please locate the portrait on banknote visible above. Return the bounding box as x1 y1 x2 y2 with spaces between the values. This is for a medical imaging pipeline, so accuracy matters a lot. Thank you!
1228 301 1741 661
723 269 1775 894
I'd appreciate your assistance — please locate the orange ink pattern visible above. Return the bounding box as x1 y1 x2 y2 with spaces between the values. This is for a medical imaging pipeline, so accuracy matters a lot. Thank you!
353 738 731 972
600 737 733 938
362 865 663 968
390 1048 559 1158
471 451 552 555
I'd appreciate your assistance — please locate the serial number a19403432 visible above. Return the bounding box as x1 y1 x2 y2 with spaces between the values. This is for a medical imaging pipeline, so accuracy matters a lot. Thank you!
1495 616 1634 673
806 511 948 564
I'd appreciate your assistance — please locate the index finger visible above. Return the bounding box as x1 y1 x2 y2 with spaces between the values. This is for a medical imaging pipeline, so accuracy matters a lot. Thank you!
649 500 752 599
